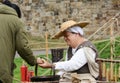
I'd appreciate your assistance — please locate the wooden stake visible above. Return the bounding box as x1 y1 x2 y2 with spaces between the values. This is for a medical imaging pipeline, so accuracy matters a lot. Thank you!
45 31 48 59
110 22 114 81
110 62 114 81
114 64 117 82
118 66 120 78
106 68 110 81
102 62 106 78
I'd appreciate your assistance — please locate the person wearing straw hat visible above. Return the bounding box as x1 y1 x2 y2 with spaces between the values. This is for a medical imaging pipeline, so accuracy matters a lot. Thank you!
39 20 99 83
0 1 43 83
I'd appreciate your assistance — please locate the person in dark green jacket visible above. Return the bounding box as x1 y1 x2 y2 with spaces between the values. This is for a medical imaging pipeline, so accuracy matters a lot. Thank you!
0 1 42 83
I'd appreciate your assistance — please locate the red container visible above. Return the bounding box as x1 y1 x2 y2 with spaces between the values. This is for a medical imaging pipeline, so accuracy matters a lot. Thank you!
26 70 34 82
20 64 28 82
29 70 34 77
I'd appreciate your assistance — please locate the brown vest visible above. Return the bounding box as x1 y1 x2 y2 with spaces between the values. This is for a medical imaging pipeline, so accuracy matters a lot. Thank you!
67 41 98 74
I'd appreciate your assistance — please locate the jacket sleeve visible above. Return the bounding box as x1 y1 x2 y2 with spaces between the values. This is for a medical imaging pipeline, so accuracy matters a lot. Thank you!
15 21 37 66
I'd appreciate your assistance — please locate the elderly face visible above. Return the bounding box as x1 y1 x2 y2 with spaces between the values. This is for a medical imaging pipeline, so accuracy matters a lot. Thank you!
63 31 79 48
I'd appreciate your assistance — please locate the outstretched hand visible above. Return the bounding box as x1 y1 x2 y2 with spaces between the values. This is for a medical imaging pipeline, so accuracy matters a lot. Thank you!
37 57 44 64
38 59 53 68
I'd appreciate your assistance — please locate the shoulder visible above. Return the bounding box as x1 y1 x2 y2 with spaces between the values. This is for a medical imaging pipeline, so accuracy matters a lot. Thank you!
75 48 85 54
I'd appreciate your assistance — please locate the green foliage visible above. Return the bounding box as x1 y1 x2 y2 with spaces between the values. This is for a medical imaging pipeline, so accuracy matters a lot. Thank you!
94 37 120 59
13 58 23 83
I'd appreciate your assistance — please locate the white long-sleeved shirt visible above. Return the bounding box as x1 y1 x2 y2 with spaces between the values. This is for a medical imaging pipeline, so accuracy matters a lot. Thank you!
55 47 96 76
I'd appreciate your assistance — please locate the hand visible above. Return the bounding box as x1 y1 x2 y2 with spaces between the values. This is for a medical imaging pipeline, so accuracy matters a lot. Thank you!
38 59 53 68
37 57 44 64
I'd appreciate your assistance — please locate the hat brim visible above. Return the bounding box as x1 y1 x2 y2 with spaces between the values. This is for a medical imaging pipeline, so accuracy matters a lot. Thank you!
51 21 89 39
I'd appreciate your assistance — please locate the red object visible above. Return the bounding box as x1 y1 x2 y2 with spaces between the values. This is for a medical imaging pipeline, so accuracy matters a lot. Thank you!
26 72 30 82
26 70 34 82
20 64 28 82
29 70 34 77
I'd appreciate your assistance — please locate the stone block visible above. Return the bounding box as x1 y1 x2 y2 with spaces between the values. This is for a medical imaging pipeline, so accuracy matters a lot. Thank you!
25 6 31 11
70 2 82 8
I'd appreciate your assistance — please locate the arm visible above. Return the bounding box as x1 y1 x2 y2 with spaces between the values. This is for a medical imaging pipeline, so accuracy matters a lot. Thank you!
15 21 42 66
38 48 88 71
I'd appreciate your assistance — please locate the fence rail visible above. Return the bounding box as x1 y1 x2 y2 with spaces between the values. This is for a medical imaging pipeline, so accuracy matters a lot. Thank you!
97 58 120 82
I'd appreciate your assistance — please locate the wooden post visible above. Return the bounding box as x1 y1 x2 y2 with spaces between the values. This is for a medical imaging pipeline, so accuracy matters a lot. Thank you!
110 22 114 81
45 31 48 59
106 68 110 81
102 62 106 78
118 65 120 78
97 60 103 80
43 22 49 60
114 63 117 82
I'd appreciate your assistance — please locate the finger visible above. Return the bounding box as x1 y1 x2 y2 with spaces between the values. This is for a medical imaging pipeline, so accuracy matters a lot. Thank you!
37 57 43 64
41 59 46 62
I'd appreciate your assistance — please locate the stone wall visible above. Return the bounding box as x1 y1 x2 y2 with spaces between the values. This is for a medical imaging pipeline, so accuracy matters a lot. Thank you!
11 0 120 39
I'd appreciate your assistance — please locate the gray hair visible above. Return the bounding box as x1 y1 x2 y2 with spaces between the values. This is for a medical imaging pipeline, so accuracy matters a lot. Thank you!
66 26 84 36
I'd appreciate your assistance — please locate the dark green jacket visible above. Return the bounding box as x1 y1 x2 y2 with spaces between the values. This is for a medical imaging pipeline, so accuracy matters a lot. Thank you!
0 3 37 83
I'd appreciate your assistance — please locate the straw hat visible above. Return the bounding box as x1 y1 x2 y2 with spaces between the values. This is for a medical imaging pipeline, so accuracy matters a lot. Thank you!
52 20 89 39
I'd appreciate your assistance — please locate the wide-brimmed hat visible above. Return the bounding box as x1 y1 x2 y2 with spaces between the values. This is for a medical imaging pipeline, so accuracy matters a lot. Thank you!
52 20 89 39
